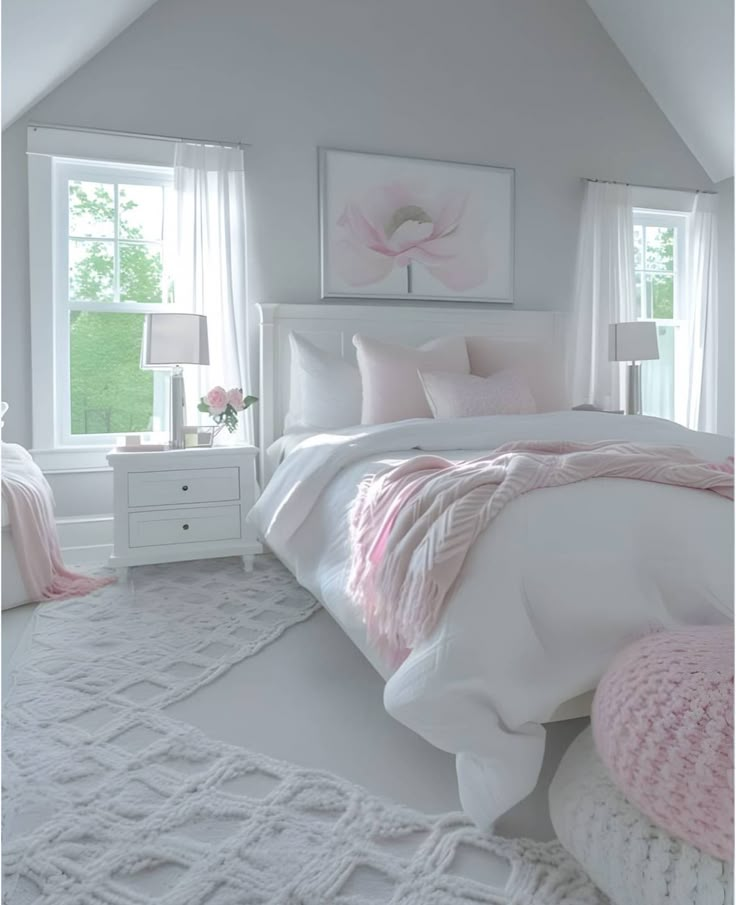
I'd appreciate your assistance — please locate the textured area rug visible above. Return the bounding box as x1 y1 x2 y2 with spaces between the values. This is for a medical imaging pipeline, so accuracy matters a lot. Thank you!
3 555 607 904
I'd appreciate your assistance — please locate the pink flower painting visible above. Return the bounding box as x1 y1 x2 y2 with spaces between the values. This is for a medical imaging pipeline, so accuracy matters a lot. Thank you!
334 182 490 292
321 150 513 302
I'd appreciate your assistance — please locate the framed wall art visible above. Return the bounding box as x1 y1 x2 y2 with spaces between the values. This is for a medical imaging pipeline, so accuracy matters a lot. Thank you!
319 148 514 303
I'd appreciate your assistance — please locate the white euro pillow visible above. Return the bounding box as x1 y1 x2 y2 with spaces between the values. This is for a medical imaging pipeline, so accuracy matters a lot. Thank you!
353 334 470 424
418 369 537 419
284 333 362 431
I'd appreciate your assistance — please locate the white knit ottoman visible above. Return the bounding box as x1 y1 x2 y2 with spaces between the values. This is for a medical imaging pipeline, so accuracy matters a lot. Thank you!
549 728 733 905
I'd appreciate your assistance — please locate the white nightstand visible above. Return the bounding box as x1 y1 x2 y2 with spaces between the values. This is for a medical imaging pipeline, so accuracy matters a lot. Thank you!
107 445 262 578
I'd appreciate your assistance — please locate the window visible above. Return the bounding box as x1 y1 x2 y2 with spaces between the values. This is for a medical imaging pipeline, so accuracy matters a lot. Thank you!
632 209 688 424
53 159 175 447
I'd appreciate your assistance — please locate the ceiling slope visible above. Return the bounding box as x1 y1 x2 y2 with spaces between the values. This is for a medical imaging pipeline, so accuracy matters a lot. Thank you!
586 0 733 183
2 0 159 129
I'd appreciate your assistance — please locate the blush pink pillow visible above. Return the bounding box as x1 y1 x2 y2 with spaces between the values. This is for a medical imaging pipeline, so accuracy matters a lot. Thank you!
592 625 733 861
418 369 537 419
353 335 470 424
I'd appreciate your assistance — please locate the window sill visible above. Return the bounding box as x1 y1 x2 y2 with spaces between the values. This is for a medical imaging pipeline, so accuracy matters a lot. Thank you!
31 447 113 474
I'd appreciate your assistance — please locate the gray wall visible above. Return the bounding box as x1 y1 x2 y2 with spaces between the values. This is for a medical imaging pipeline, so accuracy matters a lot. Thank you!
3 120 31 447
2 0 723 516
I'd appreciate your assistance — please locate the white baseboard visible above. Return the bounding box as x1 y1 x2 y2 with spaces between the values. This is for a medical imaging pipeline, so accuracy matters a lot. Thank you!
57 515 113 564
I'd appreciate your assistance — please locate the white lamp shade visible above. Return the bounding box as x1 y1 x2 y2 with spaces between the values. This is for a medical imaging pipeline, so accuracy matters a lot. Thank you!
608 321 659 362
141 313 210 367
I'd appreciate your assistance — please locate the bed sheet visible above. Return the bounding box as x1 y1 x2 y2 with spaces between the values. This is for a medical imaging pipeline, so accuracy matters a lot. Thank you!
252 413 734 827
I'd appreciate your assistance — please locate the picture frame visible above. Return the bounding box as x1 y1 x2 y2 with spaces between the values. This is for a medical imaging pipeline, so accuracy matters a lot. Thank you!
183 425 217 448
319 148 514 304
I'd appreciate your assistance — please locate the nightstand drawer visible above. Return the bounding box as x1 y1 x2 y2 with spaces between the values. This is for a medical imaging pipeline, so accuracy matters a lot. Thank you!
128 505 241 548
128 467 240 508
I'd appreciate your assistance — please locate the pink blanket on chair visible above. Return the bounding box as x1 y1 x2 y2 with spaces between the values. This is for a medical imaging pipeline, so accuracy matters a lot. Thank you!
2 443 115 602
348 441 734 662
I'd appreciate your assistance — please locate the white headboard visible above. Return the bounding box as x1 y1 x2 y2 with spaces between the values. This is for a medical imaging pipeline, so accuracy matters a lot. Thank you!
258 302 568 480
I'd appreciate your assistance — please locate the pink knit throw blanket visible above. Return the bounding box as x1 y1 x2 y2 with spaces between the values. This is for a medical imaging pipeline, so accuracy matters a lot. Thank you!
2 443 115 602
348 441 733 662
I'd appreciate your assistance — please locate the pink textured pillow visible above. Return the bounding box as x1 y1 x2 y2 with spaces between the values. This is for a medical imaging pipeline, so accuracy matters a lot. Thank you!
353 335 469 424
419 369 537 419
592 625 734 861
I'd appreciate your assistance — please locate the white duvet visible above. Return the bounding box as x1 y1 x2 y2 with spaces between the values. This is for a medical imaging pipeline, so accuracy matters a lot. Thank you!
250 412 733 828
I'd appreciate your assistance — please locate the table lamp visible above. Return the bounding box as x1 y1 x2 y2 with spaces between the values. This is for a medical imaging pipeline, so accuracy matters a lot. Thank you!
608 321 659 415
141 313 210 449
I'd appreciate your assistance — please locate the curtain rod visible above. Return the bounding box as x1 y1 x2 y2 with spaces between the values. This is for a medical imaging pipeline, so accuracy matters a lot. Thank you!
28 122 250 150
583 177 716 196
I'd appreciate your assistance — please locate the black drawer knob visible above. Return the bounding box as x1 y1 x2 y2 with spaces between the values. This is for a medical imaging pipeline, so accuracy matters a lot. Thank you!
182 523 190 530
182 484 189 491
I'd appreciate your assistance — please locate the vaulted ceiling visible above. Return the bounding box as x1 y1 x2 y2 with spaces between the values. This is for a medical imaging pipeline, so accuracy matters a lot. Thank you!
586 0 734 183
2 0 733 183
1 0 159 128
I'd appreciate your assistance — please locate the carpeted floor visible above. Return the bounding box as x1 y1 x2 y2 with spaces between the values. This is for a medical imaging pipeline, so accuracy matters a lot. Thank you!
3 555 603 904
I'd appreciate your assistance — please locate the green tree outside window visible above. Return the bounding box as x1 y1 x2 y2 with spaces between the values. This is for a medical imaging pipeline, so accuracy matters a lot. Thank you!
634 224 675 320
68 181 167 435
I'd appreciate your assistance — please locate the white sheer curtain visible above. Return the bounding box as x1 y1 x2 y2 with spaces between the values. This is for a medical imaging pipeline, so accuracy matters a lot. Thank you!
683 193 719 433
174 143 255 442
640 325 674 420
569 181 636 411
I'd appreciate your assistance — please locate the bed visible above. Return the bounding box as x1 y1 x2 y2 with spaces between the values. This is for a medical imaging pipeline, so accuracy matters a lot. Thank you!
251 303 734 828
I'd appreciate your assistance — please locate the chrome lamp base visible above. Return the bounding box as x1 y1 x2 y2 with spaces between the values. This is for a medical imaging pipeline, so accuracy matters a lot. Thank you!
625 362 642 416
170 365 186 449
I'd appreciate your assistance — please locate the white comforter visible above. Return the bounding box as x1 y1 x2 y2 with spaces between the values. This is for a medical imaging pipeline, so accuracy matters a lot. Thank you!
250 412 733 827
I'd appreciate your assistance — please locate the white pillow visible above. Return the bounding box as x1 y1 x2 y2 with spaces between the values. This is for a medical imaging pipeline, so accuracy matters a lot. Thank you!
418 369 537 419
353 335 470 425
284 333 362 431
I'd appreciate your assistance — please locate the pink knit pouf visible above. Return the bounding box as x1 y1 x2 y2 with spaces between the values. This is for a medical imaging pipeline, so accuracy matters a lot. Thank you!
592 625 733 862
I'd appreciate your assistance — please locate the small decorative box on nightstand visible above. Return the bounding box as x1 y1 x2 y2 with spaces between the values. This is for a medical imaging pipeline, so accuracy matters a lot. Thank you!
107 445 262 577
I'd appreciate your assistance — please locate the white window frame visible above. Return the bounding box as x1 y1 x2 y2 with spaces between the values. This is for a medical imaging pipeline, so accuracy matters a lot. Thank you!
632 208 689 425
55 159 173 446
29 144 176 471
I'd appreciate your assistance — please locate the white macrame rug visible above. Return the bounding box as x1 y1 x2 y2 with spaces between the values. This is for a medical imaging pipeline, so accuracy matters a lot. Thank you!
3 555 607 905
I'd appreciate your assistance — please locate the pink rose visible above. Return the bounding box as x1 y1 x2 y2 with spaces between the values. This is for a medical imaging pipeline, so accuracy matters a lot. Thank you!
227 388 245 410
206 386 227 414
